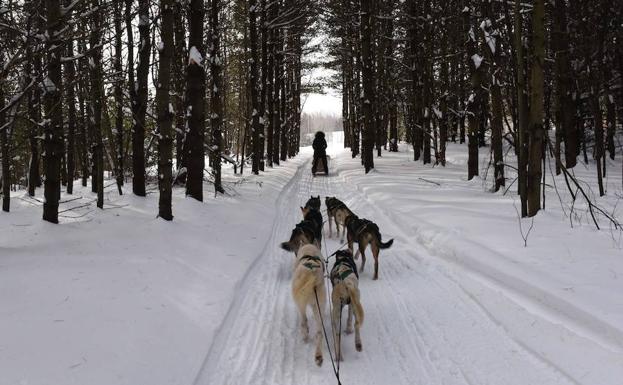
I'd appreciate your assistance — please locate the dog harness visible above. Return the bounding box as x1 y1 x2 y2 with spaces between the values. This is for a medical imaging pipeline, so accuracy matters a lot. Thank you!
301 255 323 270
330 258 359 285
326 198 347 211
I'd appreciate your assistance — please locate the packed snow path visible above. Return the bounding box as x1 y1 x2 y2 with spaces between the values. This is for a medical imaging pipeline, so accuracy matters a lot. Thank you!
193 150 578 385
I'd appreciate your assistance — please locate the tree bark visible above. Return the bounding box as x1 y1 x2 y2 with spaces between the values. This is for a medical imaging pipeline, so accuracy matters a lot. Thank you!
42 0 64 222
131 0 150 197
360 0 375 173
210 0 224 193
157 0 174 220
249 0 262 174
90 0 104 209
527 0 545 216
185 0 206 200
114 0 124 195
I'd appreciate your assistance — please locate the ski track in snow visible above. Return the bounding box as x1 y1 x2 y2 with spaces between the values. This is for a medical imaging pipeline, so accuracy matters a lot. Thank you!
193 151 576 385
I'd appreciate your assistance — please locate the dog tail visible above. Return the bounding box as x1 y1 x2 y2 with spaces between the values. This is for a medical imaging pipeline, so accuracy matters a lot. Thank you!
379 238 394 249
374 228 394 249
347 284 364 327
280 241 293 251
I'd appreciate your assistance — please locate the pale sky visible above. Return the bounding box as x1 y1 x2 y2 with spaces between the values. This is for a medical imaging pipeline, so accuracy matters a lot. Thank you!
301 92 342 117
300 33 342 117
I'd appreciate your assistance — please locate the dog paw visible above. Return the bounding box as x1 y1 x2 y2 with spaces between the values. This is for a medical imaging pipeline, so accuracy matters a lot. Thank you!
315 355 323 367
356 342 362 352
345 327 353 335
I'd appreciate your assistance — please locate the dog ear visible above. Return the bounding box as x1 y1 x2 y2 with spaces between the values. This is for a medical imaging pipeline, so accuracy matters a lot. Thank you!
280 242 293 252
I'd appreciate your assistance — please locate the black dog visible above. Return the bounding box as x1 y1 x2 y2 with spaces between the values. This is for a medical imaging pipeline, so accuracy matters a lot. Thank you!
345 214 394 280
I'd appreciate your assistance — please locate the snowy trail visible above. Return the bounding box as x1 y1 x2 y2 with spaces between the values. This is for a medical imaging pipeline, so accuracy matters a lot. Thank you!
193 149 576 385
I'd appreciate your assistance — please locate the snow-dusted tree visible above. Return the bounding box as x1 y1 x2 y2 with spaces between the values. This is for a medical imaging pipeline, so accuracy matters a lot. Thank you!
249 0 261 174
360 0 375 173
113 0 124 195
184 0 206 200
157 0 174 220
132 0 151 197
42 0 64 222
89 0 104 209
209 0 224 193
64 0 77 195
527 0 545 216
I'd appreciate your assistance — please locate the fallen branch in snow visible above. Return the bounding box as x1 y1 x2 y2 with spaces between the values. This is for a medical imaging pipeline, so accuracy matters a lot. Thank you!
102 204 129 210
18 196 42 206
545 138 621 231
59 211 94 220
58 203 92 214
59 196 84 204
417 177 441 186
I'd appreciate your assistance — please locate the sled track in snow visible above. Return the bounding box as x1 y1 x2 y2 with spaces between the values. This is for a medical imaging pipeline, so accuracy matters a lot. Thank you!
194 153 576 385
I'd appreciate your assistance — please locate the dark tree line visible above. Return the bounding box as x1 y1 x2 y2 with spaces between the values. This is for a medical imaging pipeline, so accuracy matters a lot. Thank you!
0 0 319 223
323 0 622 217
1 0 621 222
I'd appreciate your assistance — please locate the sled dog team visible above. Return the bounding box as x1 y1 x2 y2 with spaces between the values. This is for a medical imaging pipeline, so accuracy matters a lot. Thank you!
280 196 394 366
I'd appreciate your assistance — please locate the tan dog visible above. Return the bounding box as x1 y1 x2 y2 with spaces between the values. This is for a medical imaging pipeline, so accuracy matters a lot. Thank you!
325 196 354 241
291 243 326 366
330 249 363 361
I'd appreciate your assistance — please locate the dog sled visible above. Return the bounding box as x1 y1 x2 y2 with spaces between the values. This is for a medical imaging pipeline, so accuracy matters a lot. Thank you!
312 155 329 176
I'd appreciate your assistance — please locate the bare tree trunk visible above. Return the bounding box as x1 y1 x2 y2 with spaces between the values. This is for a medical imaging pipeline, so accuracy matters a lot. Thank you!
464 5 482 180
553 0 576 170
132 0 150 197
90 0 104 209
249 0 262 174
483 5 504 190
42 0 64 222
157 0 174 220
527 0 545 216
360 0 375 173
514 0 528 216
26 3 41 197
0 86 8 212
185 0 206 199
272 9 282 167
113 0 124 195
210 0 224 193
173 0 187 172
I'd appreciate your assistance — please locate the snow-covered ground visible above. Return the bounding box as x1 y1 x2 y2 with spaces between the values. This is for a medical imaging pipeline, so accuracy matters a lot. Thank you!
1 134 622 385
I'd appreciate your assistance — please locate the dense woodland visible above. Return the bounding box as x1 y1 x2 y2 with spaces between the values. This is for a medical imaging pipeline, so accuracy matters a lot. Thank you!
0 0 621 223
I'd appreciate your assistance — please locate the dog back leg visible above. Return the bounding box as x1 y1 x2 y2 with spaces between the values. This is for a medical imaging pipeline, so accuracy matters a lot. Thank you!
354 314 362 352
345 304 354 334
313 287 325 366
297 301 309 342
349 286 364 352
371 242 380 280
358 242 367 272
331 300 343 361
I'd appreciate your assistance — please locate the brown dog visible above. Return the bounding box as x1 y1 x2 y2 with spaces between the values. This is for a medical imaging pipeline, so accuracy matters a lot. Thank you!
325 196 353 241
345 214 394 280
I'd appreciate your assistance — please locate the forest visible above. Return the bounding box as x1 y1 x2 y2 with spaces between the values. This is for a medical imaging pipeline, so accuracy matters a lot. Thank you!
0 0 621 224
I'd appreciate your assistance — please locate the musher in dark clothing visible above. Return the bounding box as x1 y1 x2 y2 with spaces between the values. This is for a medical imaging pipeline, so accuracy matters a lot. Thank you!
312 131 328 175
